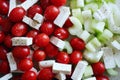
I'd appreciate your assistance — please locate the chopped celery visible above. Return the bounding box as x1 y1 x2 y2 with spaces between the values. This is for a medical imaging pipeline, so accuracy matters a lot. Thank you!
107 68 118 76
83 65 93 78
84 3 98 12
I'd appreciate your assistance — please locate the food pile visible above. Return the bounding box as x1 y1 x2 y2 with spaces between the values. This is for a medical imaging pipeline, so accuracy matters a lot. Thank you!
0 0 120 80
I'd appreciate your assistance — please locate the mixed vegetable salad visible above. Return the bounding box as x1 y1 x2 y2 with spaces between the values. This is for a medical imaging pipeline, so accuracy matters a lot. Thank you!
0 0 120 80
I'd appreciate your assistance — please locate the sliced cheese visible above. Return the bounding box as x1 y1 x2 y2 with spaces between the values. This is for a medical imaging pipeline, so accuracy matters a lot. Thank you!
39 60 55 68
0 73 13 80
111 40 120 50
114 50 120 68
33 13 44 24
55 72 66 80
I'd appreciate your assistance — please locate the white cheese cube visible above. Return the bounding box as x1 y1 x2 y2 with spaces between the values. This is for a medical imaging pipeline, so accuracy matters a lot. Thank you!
39 60 55 68
22 16 41 30
71 61 87 80
33 13 44 24
77 0 84 7
8 0 16 16
12 37 33 46
17 0 38 11
54 6 70 27
114 50 120 68
55 72 66 80
7 52 17 72
0 73 13 80
102 47 116 69
52 63 72 75
84 77 96 80
111 40 120 50
50 36 65 49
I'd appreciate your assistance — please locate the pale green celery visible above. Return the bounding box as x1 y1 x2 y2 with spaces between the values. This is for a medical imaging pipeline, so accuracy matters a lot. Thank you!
107 68 118 76
83 65 93 78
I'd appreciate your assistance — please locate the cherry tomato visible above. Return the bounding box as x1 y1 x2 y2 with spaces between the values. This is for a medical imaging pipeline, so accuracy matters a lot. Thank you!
33 50 46 62
40 0 51 10
0 0 9 15
4 35 12 48
9 7 26 22
92 62 105 76
45 43 58 58
27 5 43 18
0 61 10 74
70 51 83 64
20 0 26 3
70 37 85 51
0 31 5 43
0 16 4 25
18 58 33 71
40 21 55 36
12 75 22 80
37 68 54 80
54 28 69 40
34 33 50 48
56 51 70 64
12 46 30 59
44 5 59 21
11 22 28 37
26 29 39 39
21 71 37 80
64 18 73 28
0 46 7 60
96 75 109 80
50 0 66 7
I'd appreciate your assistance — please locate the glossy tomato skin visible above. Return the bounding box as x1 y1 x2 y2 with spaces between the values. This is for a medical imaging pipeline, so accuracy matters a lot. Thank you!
18 58 33 71
0 0 9 15
0 61 10 74
12 46 30 59
4 35 12 48
40 0 51 10
44 5 59 21
96 75 109 80
37 68 54 80
54 28 69 40
70 37 85 51
27 5 42 18
50 0 66 7
11 22 28 37
33 50 46 62
56 51 70 64
40 21 55 36
34 33 50 48
0 46 7 60
0 31 5 43
70 51 83 64
21 71 37 80
9 7 26 22
92 62 105 76
26 29 39 39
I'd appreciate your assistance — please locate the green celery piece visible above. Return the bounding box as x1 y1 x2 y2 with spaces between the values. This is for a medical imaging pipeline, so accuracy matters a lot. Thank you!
107 69 118 76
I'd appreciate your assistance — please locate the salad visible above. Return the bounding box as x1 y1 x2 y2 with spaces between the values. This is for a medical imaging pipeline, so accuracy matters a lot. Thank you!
0 0 120 80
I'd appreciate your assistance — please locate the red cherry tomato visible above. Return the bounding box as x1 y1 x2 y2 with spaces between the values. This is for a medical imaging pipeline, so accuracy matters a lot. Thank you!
0 15 4 25
0 46 7 60
26 29 39 39
9 7 26 22
20 0 26 3
12 46 30 59
70 37 85 51
27 5 43 18
21 71 37 80
0 61 10 74
0 31 5 43
92 62 105 76
54 28 69 40
70 51 83 64
45 43 58 58
37 68 54 80
0 0 9 15
34 33 49 48
40 21 55 36
50 0 66 7
4 35 12 48
44 5 59 21
18 58 33 71
33 50 46 62
12 76 22 80
11 22 28 37
64 18 73 28
40 0 51 10
56 51 70 64
96 75 109 80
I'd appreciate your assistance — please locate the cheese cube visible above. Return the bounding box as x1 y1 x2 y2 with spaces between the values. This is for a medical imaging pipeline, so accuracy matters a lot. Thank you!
12 37 33 46
54 6 70 27
114 50 120 68
33 13 44 24
22 16 41 30
8 0 16 16
0 73 13 80
55 72 66 80
71 61 87 80
111 40 120 50
39 60 55 68
84 77 96 80
50 36 65 49
52 63 72 75
17 0 38 10
7 52 17 72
